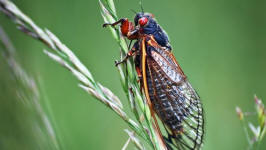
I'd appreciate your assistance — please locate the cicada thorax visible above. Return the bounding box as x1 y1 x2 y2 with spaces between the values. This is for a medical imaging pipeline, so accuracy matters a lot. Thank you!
140 36 204 150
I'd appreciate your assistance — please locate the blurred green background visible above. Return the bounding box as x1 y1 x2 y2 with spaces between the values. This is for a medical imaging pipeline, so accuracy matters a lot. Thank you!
1 0 266 149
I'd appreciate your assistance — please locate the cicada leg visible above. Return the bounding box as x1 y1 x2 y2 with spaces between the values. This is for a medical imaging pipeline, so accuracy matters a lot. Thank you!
133 52 144 93
102 18 125 28
115 41 139 66
103 18 139 40
114 49 135 66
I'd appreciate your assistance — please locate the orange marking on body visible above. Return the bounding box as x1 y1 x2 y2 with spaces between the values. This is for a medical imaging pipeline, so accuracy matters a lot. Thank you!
141 37 167 150
141 39 150 108
135 66 142 77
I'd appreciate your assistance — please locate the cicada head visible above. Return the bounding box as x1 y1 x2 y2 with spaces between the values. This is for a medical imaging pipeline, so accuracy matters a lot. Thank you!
134 12 171 50
134 12 154 27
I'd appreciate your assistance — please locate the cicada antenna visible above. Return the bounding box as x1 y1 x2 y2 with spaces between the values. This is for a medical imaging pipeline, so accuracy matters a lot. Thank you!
139 0 144 14
130 9 137 14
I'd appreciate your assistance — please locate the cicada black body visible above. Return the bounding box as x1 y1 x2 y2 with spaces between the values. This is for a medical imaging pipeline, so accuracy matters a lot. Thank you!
103 12 204 150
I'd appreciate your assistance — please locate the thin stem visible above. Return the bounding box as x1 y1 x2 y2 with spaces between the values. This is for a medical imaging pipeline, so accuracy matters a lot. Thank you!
0 0 158 149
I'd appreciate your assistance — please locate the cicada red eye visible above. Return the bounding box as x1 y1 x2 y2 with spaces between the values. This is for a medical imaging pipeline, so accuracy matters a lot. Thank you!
138 17 148 26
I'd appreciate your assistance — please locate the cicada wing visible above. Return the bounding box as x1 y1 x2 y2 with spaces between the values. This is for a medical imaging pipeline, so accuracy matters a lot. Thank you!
145 43 204 150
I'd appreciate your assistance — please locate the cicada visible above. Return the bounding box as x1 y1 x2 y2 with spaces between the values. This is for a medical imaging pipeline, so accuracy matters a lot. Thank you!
103 11 204 150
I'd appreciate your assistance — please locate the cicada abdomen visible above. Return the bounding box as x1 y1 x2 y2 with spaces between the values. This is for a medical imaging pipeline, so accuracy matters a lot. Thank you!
103 11 204 150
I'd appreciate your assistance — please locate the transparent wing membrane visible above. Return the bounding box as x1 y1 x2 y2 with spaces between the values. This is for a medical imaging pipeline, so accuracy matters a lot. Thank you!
144 38 204 150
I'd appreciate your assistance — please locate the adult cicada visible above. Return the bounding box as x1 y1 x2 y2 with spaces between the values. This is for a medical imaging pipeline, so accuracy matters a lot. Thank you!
103 11 204 150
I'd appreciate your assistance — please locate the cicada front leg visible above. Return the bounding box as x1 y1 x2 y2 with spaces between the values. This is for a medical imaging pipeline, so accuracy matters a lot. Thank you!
103 18 139 40
103 18 140 66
